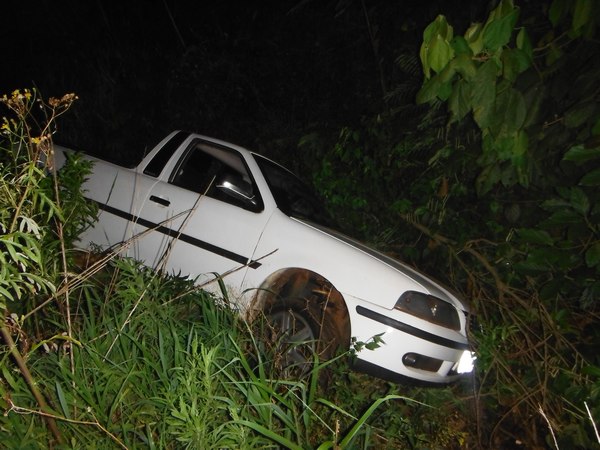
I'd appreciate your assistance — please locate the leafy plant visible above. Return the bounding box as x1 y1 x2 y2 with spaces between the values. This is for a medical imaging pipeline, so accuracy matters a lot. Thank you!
412 1 600 447
1 88 97 444
416 0 600 194
306 1 600 447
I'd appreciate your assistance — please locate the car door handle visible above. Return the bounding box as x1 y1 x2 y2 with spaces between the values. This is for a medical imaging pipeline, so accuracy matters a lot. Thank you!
149 195 170 207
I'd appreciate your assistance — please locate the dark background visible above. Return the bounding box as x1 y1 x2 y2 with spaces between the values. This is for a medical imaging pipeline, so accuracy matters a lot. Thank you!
2 0 489 163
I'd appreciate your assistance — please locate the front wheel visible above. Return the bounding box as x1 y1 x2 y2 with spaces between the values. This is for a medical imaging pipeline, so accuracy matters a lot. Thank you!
266 302 319 378
252 270 351 381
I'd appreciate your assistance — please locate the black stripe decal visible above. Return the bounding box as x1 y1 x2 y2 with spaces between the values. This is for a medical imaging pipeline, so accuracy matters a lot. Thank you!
95 200 262 269
356 305 469 351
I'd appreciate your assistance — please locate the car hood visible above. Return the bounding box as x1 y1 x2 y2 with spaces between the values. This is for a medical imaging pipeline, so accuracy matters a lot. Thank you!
295 219 469 313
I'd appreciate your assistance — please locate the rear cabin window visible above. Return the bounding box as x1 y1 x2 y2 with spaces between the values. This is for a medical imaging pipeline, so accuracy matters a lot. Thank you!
143 131 190 177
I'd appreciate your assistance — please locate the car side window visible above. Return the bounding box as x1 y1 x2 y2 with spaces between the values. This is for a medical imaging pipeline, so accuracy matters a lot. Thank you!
170 141 263 212
143 131 190 177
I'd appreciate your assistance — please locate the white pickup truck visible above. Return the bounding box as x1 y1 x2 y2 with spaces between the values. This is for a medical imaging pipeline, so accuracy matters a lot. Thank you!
55 130 474 384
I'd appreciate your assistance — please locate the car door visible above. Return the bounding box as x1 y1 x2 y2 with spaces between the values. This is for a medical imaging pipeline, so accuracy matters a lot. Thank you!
129 139 273 294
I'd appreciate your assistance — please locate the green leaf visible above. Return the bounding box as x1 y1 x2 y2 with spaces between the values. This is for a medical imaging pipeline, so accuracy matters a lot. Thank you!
517 228 555 246
419 41 431 78
0 285 14 305
452 53 477 79
516 28 533 61
423 15 450 41
421 15 455 78
564 101 598 128
572 0 592 32
513 258 550 275
580 282 600 310
502 48 531 81
483 6 520 52
539 209 582 227
236 420 303 450
529 248 568 269
568 187 590 215
416 77 437 103
585 243 600 267
540 279 566 301
555 186 570 200
495 87 527 133
582 363 600 378
422 19 438 41
450 36 472 55
2 366 21 390
549 0 569 27
3 238 20 265
492 134 517 161
580 167 600 186
593 117 600 135
464 22 484 54
438 60 457 84
419 59 455 103
428 35 454 74
471 60 498 129
511 130 529 166
522 84 545 128
339 395 418 448
437 80 453 101
56 381 71 420
563 144 600 163
475 162 502 195
448 78 471 122
546 42 563 66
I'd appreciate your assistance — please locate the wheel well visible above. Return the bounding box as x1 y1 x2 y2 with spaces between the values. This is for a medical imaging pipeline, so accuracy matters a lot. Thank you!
250 268 351 349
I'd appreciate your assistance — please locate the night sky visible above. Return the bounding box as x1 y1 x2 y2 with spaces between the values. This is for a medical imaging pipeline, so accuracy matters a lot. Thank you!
3 0 486 161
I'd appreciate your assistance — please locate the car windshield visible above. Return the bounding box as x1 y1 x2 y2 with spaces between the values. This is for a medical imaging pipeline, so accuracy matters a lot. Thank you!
254 154 335 227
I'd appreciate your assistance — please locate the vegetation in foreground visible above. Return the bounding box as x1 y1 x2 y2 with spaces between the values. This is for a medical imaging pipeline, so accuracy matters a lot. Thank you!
1 255 472 449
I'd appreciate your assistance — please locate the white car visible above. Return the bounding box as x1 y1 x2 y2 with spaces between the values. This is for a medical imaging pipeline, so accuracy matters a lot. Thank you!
54 131 474 384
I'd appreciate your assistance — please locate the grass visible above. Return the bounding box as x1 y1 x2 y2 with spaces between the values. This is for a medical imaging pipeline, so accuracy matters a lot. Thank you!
1 255 476 449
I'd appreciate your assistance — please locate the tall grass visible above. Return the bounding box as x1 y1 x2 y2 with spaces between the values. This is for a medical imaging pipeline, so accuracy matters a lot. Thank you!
3 255 454 448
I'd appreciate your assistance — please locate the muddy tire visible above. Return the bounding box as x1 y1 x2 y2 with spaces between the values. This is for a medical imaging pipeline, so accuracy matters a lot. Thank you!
252 269 350 380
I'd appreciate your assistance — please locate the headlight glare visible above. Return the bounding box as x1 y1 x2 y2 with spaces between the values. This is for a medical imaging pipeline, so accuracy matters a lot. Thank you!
456 350 476 373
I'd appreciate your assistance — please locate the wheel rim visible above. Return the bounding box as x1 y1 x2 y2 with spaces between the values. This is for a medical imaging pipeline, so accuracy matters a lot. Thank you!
268 309 316 377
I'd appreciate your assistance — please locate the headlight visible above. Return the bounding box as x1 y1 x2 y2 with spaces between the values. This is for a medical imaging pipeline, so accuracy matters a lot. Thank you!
456 350 476 373
394 291 461 330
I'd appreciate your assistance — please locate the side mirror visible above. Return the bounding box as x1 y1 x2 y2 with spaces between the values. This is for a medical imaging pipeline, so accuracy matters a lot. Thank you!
216 174 258 206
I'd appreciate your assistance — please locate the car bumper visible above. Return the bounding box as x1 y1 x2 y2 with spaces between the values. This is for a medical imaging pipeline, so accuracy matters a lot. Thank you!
348 302 473 384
